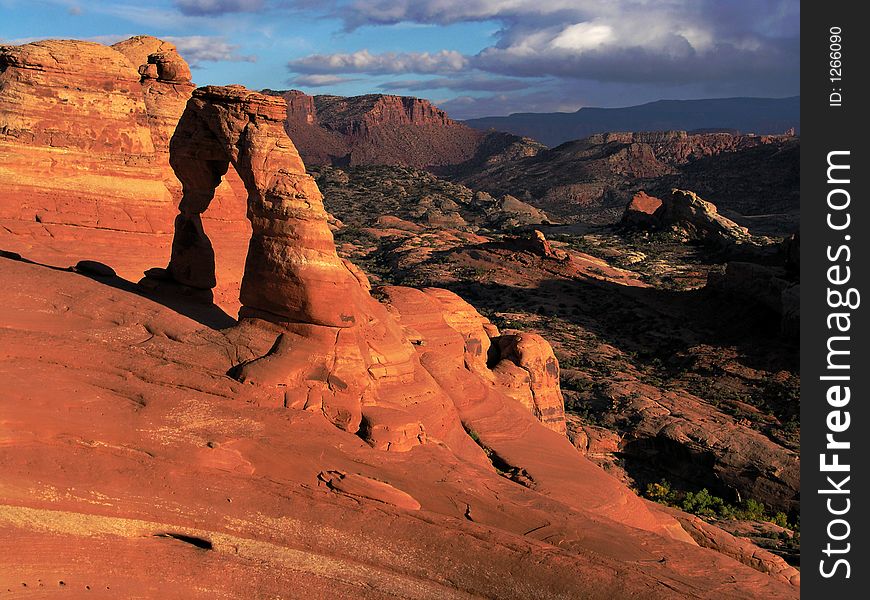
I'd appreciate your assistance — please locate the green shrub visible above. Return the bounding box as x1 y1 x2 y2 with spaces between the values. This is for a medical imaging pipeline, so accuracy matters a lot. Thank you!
642 479 798 530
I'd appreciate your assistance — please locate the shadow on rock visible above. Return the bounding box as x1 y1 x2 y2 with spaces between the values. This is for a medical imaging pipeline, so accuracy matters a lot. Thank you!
0 251 236 330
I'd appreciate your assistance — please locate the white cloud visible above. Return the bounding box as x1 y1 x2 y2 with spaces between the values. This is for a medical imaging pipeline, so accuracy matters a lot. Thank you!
290 74 359 87
550 22 614 52
164 36 257 66
289 49 468 75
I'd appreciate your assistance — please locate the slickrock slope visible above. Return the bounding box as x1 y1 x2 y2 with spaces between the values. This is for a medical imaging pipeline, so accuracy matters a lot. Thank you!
269 89 543 170
0 255 797 599
0 75 798 596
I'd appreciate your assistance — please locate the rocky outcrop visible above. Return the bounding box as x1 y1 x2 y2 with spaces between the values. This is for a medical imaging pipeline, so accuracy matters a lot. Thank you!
0 37 253 307
504 230 569 261
0 253 801 599
622 188 754 247
112 36 247 225
652 189 753 246
0 40 173 232
658 505 800 587
491 332 567 435
163 85 365 326
482 193 551 229
268 89 543 170
159 85 573 462
110 35 179 71
621 191 663 228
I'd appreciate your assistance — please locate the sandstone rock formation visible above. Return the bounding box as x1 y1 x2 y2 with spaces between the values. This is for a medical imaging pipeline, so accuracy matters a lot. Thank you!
164 85 366 327
0 40 173 233
0 253 800 598
0 37 251 308
658 505 800 587
482 193 552 229
651 189 753 246
158 85 575 463
491 332 567 434
621 188 754 247
504 229 569 261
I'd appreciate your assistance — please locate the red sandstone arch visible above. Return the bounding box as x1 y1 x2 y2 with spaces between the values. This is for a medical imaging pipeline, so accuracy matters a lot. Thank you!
166 85 365 328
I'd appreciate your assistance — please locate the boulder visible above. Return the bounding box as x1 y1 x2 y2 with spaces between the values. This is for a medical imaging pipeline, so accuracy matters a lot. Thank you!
621 191 662 228
621 188 753 248
491 332 567 435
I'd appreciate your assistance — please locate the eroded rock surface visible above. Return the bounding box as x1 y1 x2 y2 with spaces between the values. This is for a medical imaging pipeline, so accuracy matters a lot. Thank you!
0 37 250 307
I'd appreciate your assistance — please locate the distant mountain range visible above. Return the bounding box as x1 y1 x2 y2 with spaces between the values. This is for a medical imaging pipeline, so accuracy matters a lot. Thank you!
464 97 800 147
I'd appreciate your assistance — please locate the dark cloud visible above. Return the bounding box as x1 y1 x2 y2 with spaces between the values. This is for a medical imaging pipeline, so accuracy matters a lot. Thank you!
284 0 799 116
173 0 264 16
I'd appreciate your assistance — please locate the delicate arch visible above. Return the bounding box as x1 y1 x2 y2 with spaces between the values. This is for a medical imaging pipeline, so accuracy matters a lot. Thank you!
165 86 364 327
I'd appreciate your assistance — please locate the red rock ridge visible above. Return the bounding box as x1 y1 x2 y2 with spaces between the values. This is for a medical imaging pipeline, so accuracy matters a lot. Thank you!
271 89 544 169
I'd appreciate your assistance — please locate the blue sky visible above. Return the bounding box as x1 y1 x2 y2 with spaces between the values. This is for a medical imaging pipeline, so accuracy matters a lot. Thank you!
0 0 800 119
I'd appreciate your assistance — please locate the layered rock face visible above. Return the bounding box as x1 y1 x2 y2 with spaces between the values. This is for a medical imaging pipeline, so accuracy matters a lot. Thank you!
0 40 172 233
165 85 364 327
654 189 753 246
271 89 543 170
491 332 567 435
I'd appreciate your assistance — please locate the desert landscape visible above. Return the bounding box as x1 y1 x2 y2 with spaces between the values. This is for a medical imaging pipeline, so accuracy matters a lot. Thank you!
0 33 799 598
